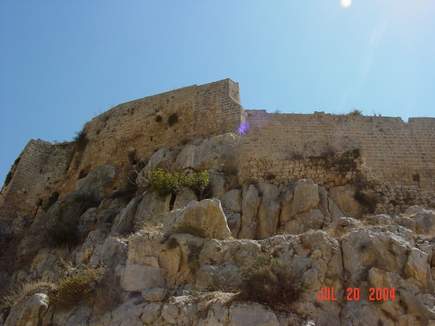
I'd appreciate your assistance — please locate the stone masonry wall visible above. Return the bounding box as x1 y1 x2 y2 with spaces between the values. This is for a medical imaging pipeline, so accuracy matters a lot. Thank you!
2 79 435 217
239 110 435 192
60 79 243 193
0 140 74 218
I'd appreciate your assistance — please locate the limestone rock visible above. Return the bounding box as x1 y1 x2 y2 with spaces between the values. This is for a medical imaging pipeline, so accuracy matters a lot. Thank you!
111 196 141 235
174 144 197 170
194 133 239 171
341 228 410 284
327 216 362 237
257 183 280 239
173 188 197 210
134 191 171 228
142 288 167 302
75 164 116 201
329 185 362 218
5 293 49 326
291 179 320 215
221 189 242 213
228 303 279 326
405 248 431 288
284 209 325 234
405 206 435 236
239 184 260 239
121 263 165 291
165 199 232 240
209 171 226 198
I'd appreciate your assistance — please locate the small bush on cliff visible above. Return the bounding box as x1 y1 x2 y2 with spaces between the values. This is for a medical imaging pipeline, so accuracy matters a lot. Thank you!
73 128 89 151
49 267 104 309
1 281 56 309
148 168 209 197
348 109 363 116
184 171 210 197
237 260 303 311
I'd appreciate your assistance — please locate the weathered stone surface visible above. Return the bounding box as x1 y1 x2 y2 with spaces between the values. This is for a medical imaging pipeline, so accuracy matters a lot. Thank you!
285 209 325 234
329 184 362 218
165 199 231 240
405 248 431 288
121 263 165 291
209 174 226 200
291 179 320 215
405 206 435 236
5 293 49 326
142 288 167 302
75 164 116 201
173 188 197 210
111 196 141 235
341 228 410 284
239 184 260 239
228 303 279 326
134 191 171 228
257 183 280 239
221 189 242 213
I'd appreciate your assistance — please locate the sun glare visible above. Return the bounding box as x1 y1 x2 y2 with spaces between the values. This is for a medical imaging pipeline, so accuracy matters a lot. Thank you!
341 0 352 9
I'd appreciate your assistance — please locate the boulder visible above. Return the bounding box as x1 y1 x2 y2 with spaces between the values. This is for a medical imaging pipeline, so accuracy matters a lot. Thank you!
111 196 141 235
228 303 279 326
221 189 242 213
165 199 232 240
405 248 432 288
291 179 320 215
134 191 171 228
76 164 116 201
284 209 325 234
405 207 435 236
121 263 165 291
174 144 197 170
256 183 280 239
173 188 197 210
136 148 177 188
239 185 260 239
4 293 49 326
341 228 410 284
142 288 167 302
209 172 226 198
329 185 362 218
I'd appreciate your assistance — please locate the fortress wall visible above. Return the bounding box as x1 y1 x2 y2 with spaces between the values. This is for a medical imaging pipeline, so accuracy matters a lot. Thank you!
61 79 243 193
0 140 74 218
239 111 435 191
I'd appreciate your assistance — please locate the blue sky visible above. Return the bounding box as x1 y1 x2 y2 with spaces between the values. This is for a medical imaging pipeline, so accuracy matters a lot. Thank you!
1 0 434 185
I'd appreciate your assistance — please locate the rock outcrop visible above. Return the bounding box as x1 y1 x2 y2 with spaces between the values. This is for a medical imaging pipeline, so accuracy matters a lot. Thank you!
1 81 435 325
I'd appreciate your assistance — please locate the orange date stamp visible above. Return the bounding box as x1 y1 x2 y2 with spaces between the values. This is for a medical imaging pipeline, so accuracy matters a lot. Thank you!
316 287 396 302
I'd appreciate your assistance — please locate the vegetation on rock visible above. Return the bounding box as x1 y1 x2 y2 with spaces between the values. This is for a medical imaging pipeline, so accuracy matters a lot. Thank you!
148 168 209 197
49 267 104 309
1 281 56 309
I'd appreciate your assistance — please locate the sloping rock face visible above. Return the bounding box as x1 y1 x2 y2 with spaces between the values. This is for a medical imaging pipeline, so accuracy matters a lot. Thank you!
1 130 435 326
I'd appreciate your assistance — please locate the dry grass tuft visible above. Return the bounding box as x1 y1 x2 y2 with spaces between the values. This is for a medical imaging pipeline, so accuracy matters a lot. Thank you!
1 281 56 309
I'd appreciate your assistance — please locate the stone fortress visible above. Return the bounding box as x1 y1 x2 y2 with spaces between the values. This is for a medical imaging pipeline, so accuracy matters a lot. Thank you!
2 78 434 218
1 79 435 326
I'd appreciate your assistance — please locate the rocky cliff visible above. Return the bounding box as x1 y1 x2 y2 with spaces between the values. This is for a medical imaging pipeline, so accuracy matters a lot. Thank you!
0 80 435 326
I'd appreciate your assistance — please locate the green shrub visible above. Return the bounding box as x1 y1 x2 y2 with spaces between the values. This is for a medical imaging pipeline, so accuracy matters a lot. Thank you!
148 168 209 197
148 168 182 196
49 267 104 309
184 171 210 196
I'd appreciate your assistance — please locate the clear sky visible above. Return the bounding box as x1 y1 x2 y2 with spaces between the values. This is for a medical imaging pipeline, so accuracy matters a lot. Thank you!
1 0 434 185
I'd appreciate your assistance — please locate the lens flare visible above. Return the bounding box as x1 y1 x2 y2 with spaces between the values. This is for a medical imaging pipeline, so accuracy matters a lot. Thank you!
341 0 352 8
